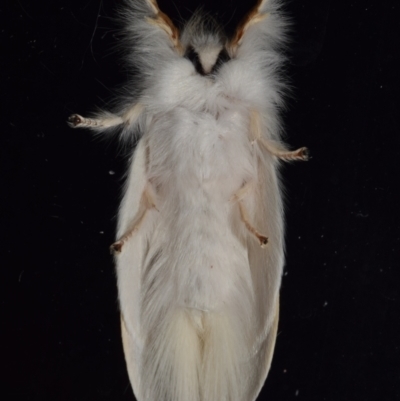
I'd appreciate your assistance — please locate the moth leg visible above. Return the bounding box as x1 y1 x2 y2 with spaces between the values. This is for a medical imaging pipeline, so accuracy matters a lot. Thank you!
239 201 268 248
68 114 123 129
250 110 309 162
258 138 309 162
230 180 253 202
110 209 149 254
68 103 144 130
110 186 156 255
231 182 268 247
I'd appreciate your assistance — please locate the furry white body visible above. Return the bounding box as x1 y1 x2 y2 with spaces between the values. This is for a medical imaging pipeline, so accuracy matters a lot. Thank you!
68 1 308 400
117 47 284 401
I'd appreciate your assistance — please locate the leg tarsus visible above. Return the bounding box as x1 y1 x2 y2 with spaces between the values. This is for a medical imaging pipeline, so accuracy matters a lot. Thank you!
110 241 123 255
68 114 83 127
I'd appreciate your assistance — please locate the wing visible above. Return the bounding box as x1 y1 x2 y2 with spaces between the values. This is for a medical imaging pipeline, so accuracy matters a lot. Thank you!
116 134 171 401
115 2 182 397
228 1 305 399
116 138 152 400
245 146 284 401
68 1 183 398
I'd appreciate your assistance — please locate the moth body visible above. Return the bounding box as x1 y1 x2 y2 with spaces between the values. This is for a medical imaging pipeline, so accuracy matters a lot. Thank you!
69 1 308 400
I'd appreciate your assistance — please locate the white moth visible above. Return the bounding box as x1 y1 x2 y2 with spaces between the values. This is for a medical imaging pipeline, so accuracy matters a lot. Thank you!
69 0 308 400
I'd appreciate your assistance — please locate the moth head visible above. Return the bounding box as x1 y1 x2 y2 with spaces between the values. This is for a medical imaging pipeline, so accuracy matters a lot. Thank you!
180 13 231 76
144 0 270 73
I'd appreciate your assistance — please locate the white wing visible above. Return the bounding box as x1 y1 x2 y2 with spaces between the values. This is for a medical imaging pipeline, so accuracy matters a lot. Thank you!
229 1 289 398
116 138 151 400
245 151 284 401
117 133 189 401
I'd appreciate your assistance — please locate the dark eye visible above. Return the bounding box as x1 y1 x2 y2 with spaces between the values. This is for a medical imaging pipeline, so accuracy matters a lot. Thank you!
211 49 231 74
185 46 205 76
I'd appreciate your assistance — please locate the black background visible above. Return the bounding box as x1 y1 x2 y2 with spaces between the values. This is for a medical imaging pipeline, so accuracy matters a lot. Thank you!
2 0 399 400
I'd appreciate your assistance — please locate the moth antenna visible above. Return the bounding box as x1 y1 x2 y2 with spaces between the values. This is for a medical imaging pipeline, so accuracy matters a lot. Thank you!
230 0 269 50
145 0 182 51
